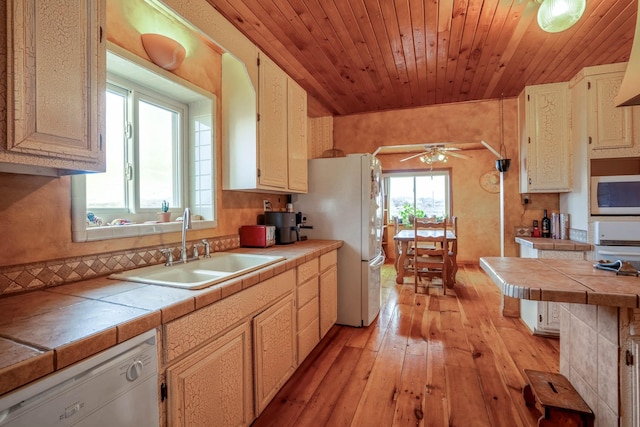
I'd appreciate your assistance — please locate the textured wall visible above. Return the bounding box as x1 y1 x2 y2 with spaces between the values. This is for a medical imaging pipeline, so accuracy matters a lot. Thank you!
333 98 559 263
0 1 280 267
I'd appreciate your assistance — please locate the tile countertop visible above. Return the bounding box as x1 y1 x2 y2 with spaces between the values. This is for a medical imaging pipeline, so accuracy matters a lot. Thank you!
514 237 592 251
0 239 342 397
480 256 640 309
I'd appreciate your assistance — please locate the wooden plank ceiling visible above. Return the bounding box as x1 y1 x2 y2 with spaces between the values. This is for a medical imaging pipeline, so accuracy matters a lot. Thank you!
207 0 637 117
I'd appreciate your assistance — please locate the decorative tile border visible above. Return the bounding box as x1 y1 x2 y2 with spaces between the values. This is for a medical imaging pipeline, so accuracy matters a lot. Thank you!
0 235 239 296
569 228 588 243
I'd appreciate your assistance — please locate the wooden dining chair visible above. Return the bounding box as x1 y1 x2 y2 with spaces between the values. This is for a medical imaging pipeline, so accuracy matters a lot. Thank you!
447 216 458 286
413 218 449 293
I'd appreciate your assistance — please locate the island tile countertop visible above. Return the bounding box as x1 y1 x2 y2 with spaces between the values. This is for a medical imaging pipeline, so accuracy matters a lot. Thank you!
514 237 592 251
480 256 640 309
0 239 342 397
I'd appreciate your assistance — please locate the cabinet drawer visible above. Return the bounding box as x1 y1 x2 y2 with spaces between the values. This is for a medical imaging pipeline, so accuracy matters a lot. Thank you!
297 296 319 330
298 318 320 363
320 250 337 272
297 278 318 307
298 259 318 284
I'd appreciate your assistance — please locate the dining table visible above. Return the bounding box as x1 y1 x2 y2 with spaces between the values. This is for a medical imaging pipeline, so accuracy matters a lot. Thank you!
393 228 457 287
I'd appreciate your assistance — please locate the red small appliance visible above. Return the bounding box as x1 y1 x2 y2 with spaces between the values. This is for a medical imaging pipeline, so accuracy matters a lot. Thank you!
239 225 276 248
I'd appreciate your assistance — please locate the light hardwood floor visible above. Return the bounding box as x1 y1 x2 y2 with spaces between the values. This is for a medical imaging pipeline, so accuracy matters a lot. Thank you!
253 263 560 427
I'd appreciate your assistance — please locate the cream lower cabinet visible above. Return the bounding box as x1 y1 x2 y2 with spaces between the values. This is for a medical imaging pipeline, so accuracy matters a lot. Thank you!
253 294 297 415
163 269 296 426
518 82 571 193
4 0 105 176
296 258 320 364
166 322 253 427
319 251 338 338
518 244 586 337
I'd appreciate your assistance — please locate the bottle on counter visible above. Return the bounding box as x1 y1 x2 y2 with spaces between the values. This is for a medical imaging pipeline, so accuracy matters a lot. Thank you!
541 209 551 238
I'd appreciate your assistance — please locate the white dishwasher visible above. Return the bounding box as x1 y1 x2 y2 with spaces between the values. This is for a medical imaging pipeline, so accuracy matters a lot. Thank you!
0 329 159 427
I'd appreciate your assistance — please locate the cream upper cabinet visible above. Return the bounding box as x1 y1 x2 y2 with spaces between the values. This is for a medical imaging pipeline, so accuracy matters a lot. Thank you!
518 82 571 193
287 78 308 192
258 53 289 189
222 51 308 193
4 0 105 176
570 63 640 159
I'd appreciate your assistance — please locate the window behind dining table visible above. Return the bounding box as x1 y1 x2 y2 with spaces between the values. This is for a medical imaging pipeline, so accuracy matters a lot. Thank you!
383 170 451 224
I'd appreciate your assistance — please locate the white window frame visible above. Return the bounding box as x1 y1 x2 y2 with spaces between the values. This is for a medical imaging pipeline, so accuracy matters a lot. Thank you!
71 44 217 242
383 169 452 222
88 78 188 218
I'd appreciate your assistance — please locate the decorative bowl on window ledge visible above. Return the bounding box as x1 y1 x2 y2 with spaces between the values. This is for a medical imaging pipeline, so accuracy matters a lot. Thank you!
141 33 186 71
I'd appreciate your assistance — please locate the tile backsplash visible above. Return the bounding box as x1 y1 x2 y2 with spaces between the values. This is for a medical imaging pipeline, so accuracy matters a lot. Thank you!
0 235 239 296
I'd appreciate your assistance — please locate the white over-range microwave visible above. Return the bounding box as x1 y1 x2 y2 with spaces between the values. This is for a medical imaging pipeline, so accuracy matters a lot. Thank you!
591 175 640 215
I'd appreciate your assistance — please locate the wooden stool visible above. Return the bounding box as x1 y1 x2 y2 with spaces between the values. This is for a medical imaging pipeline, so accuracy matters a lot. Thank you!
522 369 594 427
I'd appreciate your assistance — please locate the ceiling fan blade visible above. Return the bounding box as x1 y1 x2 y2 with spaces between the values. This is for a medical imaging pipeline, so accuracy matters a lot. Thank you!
400 151 427 162
446 151 470 159
439 147 461 151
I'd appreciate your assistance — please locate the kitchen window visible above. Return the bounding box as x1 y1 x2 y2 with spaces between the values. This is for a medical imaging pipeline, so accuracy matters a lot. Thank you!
70 46 217 242
86 80 186 214
384 170 451 223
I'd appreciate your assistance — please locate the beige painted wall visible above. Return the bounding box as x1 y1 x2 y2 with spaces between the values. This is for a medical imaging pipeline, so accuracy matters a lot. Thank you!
0 0 283 267
333 99 559 263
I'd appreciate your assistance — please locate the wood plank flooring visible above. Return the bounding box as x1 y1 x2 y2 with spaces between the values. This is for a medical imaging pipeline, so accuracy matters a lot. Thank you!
253 263 560 427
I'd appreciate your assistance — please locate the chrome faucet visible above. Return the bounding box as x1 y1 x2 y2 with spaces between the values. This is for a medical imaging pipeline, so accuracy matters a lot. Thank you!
181 207 192 262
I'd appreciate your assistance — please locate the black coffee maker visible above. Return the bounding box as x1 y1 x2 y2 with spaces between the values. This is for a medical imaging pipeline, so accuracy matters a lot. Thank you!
264 212 299 244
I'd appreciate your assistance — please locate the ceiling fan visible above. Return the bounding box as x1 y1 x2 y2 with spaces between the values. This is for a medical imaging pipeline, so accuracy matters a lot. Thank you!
400 144 471 164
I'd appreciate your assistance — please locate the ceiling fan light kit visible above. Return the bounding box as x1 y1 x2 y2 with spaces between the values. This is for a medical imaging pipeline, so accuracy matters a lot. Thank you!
399 144 470 164
536 0 586 33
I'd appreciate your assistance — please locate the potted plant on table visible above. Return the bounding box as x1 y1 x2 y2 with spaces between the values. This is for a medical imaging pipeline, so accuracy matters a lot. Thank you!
157 200 171 222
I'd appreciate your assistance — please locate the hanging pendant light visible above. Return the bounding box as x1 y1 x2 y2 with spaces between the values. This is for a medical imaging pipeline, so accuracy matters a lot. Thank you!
537 0 586 33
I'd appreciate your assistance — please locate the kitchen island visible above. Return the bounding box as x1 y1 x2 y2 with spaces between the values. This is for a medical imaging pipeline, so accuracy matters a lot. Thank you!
480 256 640 427
0 239 342 426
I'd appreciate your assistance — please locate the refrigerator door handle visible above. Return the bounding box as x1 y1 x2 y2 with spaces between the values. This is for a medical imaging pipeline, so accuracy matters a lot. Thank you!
370 250 386 267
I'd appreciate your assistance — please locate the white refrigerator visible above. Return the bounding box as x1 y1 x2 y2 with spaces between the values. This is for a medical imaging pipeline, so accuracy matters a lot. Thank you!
293 154 385 327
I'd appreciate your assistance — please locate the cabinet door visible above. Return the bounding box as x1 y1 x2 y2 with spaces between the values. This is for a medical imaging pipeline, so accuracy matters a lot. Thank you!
519 83 571 192
258 53 288 189
253 294 297 415
588 73 635 153
287 78 308 193
5 0 105 174
319 265 338 338
167 322 254 427
538 301 560 334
